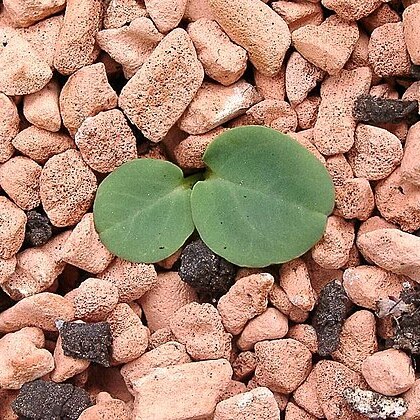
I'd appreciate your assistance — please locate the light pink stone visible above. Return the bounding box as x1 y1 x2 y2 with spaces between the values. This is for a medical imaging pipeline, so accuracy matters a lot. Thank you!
75 109 137 173
255 339 312 393
139 271 197 332
295 96 321 130
12 126 75 164
343 265 404 310
97 17 163 79
145 0 187 33
237 308 288 351
311 216 355 269
61 213 114 274
214 387 280 420
293 368 324 418
313 67 372 155
375 167 420 232
334 178 375 221
121 341 191 392
401 122 420 186
132 359 233 420
361 4 400 33
369 22 411 77
209 0 291 76
357 228 420 282
79 392 131 420
53 0 103 75
292 15 359 75
184 0 214 21
104 0 148 29
325 154 353 186
269 283 309 323
2 231 69 300
74 278 119 322
0 197 26 260
0 93 18 163
3 0 65 27
99 258 157 303
349 124 403 180
285 52 324 105
0 27 52 95
0 156 42 210
51 335 90 383
179 80 261 135
0 292 74 333
217 273 274 335
287 324 318 354
232 351 257 381
322 0 382 20
332 310 378 372
107 303 150 364
119 28 204 142
0 327 54 389
254 66 286 101
60 63 118 137
188 19 247 86
170 302 231 360
403 4 420 65
272 1 323 32
23 79 61 132
279 258 316 311
40 150 97 227
362 349 415 396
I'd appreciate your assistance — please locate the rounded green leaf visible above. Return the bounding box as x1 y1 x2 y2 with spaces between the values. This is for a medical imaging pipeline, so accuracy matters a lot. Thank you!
191 126 335 267
93 159 194 263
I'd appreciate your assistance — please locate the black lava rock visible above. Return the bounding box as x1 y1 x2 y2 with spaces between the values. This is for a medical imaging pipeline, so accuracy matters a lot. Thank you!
59 321 112 367
353 94 418 124
25 210 52 247
12 380 91 420
313 281 349 357
411 64 420 80
179 239 237 297
389 285 420 355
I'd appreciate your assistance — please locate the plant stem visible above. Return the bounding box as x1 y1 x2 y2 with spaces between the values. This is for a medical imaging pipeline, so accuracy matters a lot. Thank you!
183 171 205 189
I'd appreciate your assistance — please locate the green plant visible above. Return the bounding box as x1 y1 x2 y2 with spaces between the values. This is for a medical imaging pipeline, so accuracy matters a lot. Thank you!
93 126 335 267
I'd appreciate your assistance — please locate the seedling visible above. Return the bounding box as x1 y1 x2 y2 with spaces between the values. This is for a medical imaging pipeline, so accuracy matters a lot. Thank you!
93 126 335 267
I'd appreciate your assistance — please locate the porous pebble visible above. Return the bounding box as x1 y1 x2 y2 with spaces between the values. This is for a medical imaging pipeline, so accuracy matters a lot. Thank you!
401 122 420 186
312 215 355 269
403 4 420 65
96 17 163 79
313 67 372 155
132 359 232 419
362 348 415 396
75 109 137 173
62 213 114 274
209 0 291 76
217 273 274 335
321 0 382 21
12 126 75 164
78 392 131 420
99 258 157 303
214 387 280 420
0 197 26 259
0 28 52 95
106 303 150 364
255 339 312 393
292 15 359 75
0 156 42 211
119 28 204 142
23 79 61 132
104 0 147 29
170 302 231 360
60 63 118 137
0 93 18 163
0 327 54 389
179 80 261 135
40 150 97 227
369 22 411 77
188 19 247 86
53 0 103 75
139 271 197 331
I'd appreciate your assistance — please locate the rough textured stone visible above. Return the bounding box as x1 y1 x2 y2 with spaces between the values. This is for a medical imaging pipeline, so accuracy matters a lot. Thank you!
209 0 291 76
0 197 26 259
145 0 187 33
119 28 203 142
0 93 18 163
40 150 97 227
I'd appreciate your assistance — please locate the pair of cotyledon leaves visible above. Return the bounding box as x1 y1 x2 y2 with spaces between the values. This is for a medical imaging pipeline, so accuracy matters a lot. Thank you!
93 126 335 267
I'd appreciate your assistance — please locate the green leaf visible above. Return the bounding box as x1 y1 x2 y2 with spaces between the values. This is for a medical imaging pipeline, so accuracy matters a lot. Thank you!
93 159 195 263
191 126 335 267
